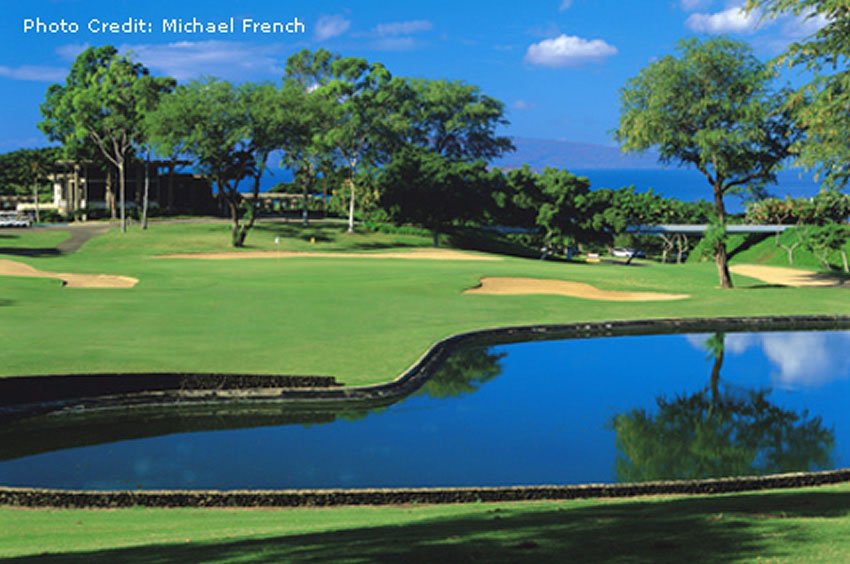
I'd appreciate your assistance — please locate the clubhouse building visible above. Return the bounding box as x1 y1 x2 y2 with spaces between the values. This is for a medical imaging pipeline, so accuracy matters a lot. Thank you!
45 160 215 218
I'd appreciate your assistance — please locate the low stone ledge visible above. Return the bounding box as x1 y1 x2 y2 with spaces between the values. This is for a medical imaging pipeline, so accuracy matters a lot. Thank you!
2 316 850 421
2 469 849 508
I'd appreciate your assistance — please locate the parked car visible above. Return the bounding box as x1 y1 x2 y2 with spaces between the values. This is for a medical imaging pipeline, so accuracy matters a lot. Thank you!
0 211 32 228
611 247 645 258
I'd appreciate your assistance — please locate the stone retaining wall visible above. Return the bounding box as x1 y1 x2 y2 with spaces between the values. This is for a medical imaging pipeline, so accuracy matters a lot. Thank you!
3 469 849 508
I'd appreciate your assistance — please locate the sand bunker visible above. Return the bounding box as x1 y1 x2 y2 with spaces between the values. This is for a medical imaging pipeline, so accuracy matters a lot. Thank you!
465 277 689 302
158 249 500 261
731 264 846 288
0 259 138 289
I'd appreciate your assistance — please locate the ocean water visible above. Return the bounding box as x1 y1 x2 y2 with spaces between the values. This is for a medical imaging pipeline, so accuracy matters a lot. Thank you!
574 168 825 213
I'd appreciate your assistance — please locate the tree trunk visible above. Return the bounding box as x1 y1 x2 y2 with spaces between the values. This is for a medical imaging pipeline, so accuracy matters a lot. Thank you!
118 159 126 233
236 173 262 246
713 185 733 289
141 156 150 230
707 341 724 421
228 198 242 247
347 177 355 233
167 162 175 213
302 181 310 227
322 176 328 218
432 229 440 248
841 250 849 274
715 242 733 289
32 183 40 223
106 168 116 220
783 243 798 265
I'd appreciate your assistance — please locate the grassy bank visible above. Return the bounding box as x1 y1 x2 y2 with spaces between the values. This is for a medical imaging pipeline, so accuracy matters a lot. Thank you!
1 220 848 385
2 484 850 561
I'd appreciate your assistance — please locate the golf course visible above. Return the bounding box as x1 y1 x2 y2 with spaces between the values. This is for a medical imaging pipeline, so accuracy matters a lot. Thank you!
3 0 850 557
1 219 849 561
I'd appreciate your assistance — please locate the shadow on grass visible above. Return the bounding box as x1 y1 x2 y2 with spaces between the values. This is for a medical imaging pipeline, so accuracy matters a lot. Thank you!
253 223 426 250
346 241 421 250
15 490 850 563
0 247 61 257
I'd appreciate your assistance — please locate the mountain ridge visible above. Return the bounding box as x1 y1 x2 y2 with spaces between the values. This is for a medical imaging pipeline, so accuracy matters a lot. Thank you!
496 137 663 171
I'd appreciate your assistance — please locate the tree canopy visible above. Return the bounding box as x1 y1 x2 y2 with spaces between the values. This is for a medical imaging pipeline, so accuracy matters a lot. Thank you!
0 147 61 196
616 38 798 287
146 78 254 246
747 0 850 187
39 46 174 231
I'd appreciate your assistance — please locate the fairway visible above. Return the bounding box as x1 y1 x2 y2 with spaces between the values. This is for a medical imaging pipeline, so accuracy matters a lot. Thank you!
1 221 848 385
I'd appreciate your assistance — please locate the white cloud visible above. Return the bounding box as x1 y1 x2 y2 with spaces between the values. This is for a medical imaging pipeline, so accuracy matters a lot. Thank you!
559 0 573 11
314 14 350 41
781 12 829 39
760 332 850 389
374 20 432 37
681 0 712 11
0 65 66 82
686 331 850 389
525 34 617 67
513 99 534 110
686 5 762 34
121 41 283 81
55 43 90 61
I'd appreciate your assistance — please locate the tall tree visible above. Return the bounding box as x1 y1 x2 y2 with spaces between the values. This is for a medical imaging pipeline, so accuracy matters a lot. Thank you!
403 79 514 161
748 0 850 187
239 82 302 245
281 49 340 226
0 148 60 223
616 38 798 287
146 78 253 246
378 147 495 246
314 57 406 233
39 46 174 231
376 78 514 243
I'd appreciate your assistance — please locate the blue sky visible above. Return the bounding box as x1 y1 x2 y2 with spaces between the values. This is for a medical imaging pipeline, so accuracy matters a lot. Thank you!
0 0 826 152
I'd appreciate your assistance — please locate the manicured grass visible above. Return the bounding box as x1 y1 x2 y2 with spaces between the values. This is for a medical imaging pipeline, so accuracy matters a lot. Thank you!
3 484 850 561
2 220 850 561
1 220 848 385
0 228 68 251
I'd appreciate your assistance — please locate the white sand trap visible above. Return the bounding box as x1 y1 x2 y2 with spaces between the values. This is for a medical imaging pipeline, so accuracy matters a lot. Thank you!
158 249 501 261
731 264 846 288
466 277 689 302
0 259 138 288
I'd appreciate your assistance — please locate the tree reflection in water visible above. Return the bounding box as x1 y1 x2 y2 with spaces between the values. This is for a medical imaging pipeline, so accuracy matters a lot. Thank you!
418 346 505 399
610 332 835 482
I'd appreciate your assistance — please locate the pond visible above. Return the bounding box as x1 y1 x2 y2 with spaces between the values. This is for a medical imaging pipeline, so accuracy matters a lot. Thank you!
1 329 849 490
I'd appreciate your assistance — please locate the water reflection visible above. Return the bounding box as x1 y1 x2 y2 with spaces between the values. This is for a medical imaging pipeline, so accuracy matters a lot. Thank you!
418 346 506 399
0 329 847 489
688 332 850 389
611 333 835 482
